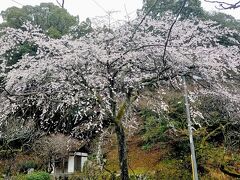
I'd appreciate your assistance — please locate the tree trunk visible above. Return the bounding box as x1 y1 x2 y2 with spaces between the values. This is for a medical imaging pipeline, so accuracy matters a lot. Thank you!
115 123 129 180
220 165 240 178
108 78 130 179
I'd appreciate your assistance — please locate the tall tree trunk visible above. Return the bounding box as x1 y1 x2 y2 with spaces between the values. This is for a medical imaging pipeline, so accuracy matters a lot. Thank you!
108 77 130 179
115 122 129 180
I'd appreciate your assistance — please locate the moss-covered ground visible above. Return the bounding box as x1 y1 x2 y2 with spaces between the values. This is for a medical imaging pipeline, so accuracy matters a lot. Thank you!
105 133 239 179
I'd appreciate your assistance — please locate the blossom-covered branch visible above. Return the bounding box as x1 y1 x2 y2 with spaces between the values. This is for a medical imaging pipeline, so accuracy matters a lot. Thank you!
1 13 239 134
0 12 239 179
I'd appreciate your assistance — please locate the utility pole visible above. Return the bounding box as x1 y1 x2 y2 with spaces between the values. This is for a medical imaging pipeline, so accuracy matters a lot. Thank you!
182 75 199 180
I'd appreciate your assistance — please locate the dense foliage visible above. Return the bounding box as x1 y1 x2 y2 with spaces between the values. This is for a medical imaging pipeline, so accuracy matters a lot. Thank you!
1 3 78 38
142 0 240 31
142 0 204 19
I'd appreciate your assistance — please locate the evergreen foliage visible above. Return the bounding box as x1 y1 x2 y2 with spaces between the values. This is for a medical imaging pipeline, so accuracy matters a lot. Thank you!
1 3 78 38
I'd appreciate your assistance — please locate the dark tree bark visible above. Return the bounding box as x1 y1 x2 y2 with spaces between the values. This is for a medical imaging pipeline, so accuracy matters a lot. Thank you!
108 75 130 179
220 165 240 178
115 122 129 180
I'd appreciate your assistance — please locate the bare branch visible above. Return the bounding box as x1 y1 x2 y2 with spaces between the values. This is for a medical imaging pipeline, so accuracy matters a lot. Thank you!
204 0 240 9
162 0 187 66
130 0 160 40
56 0 65 8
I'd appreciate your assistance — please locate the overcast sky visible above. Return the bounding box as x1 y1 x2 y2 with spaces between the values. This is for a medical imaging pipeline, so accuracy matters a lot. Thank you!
0 0 239 23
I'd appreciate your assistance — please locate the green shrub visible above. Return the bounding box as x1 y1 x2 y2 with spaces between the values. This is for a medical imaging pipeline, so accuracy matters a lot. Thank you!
17 161 38 173
171 138 190 158
4 41 38 67
141 143 153 151
25 172 50 180
14 172 50 180
129 173 154 180
14 174 26 180
167 96 186 129
140 108 169 147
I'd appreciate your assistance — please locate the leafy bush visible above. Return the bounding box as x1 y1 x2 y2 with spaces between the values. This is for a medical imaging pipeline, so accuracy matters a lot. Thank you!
140 108 169 147
68 160 117 180
167 96 186 129
17 161 38 173
14 174 26 180
14 172 50 180
4 41 38 67
25 172 50 180
139 93 187 149
170 138 190 158
129 173 154 180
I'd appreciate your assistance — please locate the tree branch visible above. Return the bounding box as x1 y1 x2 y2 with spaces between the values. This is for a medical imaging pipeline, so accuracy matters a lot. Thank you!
204 0 240 9
56 0 65 8
162 0 187 66
130 0 160 40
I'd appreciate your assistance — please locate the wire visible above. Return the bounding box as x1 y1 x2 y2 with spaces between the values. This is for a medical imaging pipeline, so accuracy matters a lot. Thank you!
90 0 108 14
10 0 24 6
